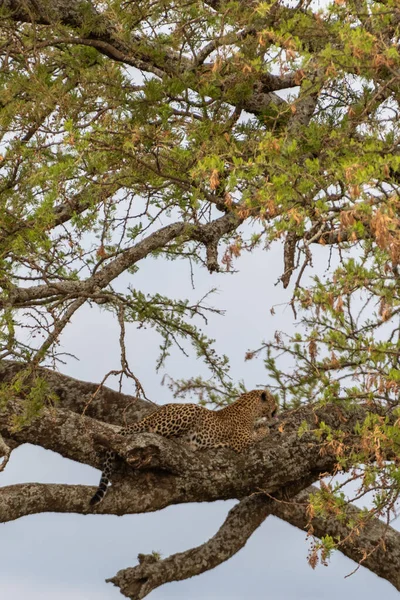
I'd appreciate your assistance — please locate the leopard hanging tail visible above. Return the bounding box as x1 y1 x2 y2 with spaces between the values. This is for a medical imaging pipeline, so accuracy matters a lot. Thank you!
89 406 200 506
89 422 143 506
89 449 116 506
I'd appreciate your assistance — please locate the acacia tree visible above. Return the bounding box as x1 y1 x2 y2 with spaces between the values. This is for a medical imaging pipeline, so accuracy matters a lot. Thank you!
1 0 400 597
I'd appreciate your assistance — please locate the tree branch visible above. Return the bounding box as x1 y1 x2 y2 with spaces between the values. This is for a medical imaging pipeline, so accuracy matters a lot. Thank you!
0 376 394 517
0 433 11 472
2 0 295 117
271 486 400 592
1 367 398 593
2 212 241 308
1 0 185 77
282 231 299 288
0 361 151 425
109 482 400 599
107 480 307 600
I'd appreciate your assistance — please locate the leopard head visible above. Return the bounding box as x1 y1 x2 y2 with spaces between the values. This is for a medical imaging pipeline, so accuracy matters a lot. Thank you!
258 389 279 419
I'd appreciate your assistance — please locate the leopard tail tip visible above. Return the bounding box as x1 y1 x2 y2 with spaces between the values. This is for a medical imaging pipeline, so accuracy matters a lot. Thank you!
89 493 103 506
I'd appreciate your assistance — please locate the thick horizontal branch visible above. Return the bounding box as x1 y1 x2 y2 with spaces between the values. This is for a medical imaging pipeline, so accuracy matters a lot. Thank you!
1 478 398 594
0 483 101 521
2 479 398 595
0 375 393 517
1 367 398 593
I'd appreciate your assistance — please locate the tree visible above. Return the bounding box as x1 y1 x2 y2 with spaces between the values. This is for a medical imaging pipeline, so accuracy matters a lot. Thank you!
1 0 400 597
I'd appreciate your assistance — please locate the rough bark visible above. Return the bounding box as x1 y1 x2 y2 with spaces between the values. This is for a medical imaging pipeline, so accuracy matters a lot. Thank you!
108 484 400 599
0 363 393 512
0 366 399 595
0 386 380 511
107 481 309 600
0 361 152 425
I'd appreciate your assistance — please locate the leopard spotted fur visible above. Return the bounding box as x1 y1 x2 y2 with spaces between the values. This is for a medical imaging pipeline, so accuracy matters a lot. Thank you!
89 389 277 506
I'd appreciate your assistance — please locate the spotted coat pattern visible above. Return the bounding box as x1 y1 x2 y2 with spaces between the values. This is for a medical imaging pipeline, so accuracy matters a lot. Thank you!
89 390 277 505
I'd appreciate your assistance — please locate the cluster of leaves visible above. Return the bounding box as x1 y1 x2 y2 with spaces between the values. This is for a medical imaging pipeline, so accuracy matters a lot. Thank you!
0 368 58 429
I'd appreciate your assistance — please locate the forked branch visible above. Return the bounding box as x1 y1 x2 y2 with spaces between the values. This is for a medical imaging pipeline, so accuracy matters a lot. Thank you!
108 483 400 599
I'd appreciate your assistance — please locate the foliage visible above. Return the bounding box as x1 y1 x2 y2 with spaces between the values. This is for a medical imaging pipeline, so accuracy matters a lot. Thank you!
1 0 400 567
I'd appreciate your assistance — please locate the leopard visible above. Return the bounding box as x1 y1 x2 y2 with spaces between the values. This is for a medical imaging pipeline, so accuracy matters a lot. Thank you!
89 389 278 506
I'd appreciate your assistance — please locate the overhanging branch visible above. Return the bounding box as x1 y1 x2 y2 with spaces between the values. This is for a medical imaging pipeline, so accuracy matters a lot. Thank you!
2 0 297 116
108 482 400 599
107 492 277 600
271 486 400 592
2 213 241 309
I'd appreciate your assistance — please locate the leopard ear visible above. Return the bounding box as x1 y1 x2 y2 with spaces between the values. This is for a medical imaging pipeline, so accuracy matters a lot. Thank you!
261 391 267 402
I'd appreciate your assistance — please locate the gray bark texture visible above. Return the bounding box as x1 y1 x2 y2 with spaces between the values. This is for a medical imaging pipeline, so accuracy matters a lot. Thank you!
0 361 399 598
109 484 400 600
